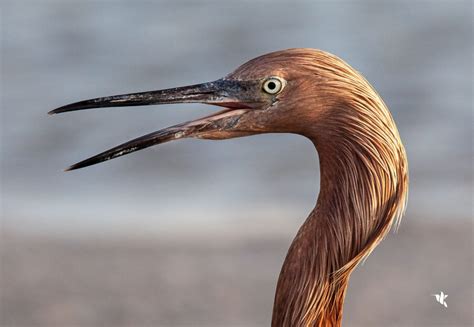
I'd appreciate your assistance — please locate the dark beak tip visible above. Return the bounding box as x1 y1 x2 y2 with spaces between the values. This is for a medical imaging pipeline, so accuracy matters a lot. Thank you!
48 107 63 115
64 163 81 172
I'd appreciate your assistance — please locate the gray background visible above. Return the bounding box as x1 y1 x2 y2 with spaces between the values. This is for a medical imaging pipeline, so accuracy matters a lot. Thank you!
1 1 472 326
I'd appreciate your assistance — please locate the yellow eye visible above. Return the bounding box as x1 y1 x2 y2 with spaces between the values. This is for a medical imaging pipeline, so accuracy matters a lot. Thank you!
262 77 284 95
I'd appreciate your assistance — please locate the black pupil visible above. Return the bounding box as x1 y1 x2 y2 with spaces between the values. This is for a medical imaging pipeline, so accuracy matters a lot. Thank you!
267 81 276 90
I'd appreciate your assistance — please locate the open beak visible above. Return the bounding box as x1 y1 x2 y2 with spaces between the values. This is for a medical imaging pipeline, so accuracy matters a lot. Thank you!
49 78 264 171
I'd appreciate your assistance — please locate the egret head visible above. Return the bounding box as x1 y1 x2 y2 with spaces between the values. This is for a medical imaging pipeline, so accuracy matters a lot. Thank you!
49 48 386 170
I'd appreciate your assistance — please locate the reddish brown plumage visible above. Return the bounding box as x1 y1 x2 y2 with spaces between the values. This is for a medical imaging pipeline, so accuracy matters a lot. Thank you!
230 49 408 326
52 48 408 326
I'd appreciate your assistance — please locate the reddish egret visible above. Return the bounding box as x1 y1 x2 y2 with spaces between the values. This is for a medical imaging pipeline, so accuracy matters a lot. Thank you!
50 48 408 326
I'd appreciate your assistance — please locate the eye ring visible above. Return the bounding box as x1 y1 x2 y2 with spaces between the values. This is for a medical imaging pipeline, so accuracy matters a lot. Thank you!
262 77 285 95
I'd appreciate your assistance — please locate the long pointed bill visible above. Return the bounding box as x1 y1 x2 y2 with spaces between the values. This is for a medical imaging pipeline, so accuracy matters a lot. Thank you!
49 79 261 115
64 108 249 171
49 78 265 171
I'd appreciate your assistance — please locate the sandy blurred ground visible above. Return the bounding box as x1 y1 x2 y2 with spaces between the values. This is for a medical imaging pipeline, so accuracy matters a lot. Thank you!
1 219 472 327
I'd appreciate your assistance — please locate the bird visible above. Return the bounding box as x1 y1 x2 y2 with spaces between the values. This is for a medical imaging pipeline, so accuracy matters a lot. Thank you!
49 48 408 327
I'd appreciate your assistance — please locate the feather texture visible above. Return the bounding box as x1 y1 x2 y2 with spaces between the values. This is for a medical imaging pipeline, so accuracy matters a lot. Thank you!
239 49 410 327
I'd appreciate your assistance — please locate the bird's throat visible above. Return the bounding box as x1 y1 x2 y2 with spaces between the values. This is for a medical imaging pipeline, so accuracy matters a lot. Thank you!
271 115 408 326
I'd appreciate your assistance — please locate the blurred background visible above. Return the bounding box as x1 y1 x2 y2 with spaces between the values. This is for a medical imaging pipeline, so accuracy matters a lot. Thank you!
1 1 472 326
